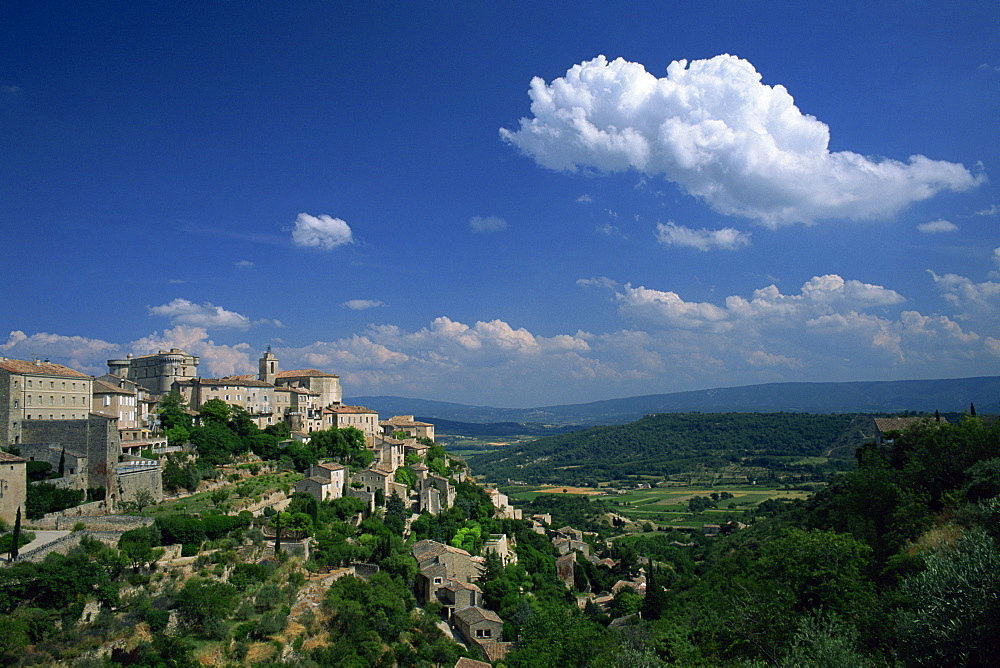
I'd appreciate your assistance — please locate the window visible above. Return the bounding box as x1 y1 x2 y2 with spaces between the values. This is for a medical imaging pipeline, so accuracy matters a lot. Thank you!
13 400 18 408
27 380 32 388
476 629 492 638
434 577 442 585
26 396 31 406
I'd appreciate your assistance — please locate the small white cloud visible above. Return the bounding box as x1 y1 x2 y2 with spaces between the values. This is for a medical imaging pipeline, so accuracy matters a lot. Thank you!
2 84 23 96
655 221 751 251
976 204 999 216
342 299 387 310
917 219 958 233
577 276 619 290
168 278 185 284
576 194 593 203
979 63 1000 72
291 213 353 250
501 55 982 226
234 260 255 269
149 298 254 329
469 215 508 233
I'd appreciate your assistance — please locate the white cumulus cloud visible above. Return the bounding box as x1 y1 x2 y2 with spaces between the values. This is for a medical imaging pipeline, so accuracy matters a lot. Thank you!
917 219 958 233
149 299 254 329
655 221 751 251
469 215 508 233
290 213 353 250
501 55 982 226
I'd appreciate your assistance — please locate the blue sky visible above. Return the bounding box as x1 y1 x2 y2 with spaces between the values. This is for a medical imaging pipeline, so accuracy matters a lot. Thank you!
2 2 998 407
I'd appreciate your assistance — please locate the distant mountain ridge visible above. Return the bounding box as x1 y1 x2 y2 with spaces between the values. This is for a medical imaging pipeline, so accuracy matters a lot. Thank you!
347 376 1000 427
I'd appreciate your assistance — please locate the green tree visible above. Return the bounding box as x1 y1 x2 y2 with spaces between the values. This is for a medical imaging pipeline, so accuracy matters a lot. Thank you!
198 398 231 425
174 578 239 632
10 507 21 559
896 529 1000 666
158 391 192 431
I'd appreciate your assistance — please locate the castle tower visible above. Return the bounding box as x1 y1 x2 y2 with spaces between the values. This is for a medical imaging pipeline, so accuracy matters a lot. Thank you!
259 346 279 385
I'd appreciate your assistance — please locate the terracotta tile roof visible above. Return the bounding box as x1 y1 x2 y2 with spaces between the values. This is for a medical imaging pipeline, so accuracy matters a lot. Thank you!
454 605 502 625
382 415 432 426
325 405 376 414
277 369 339 378
478 641 513 663
316 462 346 471
0 451 26 463
873 416 932 433
0 358 91 378
306 476 332 484
93 379 133 395
454 658 492 668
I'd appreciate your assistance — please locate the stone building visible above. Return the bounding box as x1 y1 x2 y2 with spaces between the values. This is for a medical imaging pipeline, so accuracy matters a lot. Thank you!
295 462 346 502
0 357 93 447
107 349 199 394
322 405 380 444
0 450 27 526
19 412 162 508
92 378 141 429
412 539 483 605
173 377 313 429
380 415 435 442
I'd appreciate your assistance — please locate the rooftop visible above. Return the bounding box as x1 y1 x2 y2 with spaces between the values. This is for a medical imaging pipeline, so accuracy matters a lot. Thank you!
0 357 91 378
0 451 27 463
277 369 339 378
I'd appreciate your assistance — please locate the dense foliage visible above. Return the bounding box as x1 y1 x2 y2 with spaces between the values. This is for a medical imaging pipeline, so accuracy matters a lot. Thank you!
469 412 863 484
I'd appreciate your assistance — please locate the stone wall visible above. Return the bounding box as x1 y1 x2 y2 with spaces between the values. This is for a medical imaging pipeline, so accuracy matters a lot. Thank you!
54 514 154 531
117 466 163 504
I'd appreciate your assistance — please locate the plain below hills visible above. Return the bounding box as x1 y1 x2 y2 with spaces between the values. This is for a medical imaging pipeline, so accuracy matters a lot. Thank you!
347 375 999 428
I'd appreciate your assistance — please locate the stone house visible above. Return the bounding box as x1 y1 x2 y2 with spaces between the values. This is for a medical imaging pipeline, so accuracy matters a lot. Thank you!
436 580 483 620
380 415 435 442
484 533 517 565
322 405 380 445
0 357 94 447
872 416 933 446
412 540 482 605
295 462 346 502
453 605 505 645
0 450 27 526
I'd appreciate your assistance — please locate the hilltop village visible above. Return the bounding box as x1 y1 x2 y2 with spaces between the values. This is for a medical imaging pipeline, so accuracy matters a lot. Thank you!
1 349 998 666
0 349 602 665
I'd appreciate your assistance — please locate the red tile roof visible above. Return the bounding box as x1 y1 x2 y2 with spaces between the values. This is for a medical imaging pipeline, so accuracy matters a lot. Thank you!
0 358 90 378
277 369 339 378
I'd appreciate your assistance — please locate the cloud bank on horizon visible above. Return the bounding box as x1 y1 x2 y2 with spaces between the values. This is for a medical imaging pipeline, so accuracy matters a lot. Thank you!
501 55 983 227
5 265 998 406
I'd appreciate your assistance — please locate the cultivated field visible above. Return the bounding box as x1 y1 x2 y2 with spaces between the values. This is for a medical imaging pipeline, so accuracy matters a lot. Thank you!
509 483 816 529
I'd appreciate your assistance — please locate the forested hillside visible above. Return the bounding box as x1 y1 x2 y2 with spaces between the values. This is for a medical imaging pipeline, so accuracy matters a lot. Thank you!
469 412 867 485
348 375 1000 425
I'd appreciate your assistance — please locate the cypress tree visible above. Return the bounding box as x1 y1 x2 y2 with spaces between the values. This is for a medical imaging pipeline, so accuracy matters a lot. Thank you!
11 506 22 559
58 447 66 477
970 402 977 417
274 512 282 556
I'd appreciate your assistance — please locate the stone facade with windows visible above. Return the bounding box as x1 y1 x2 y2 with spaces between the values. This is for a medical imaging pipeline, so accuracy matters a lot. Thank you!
0 357 93 447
